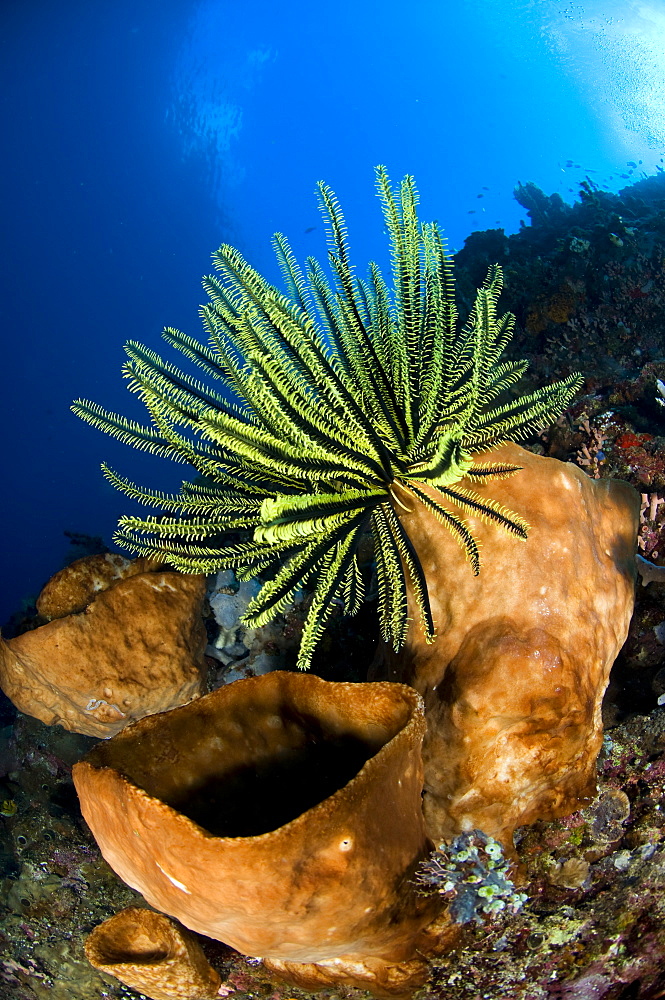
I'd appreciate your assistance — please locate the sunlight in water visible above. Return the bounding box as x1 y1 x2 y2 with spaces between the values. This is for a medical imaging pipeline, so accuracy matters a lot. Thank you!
541 1 665 154
168 0 276 193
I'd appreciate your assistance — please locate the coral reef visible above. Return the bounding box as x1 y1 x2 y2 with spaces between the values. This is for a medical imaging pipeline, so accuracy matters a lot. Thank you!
6 170 665 999
455 172 665 387
3 683 665 999
416 830 528 923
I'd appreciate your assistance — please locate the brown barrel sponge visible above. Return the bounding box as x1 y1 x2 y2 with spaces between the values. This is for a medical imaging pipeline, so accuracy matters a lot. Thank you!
85 907 221 1000
377 443 640 845
0 560 207 738
73 672 441 991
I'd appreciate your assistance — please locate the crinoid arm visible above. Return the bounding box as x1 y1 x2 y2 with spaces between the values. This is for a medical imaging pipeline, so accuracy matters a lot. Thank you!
73 168 581 669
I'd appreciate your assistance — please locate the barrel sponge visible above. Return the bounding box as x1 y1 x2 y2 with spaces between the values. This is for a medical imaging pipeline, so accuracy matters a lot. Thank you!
73 672 448 995
0 555 207 738
377 443 640 845
85 908 221 1000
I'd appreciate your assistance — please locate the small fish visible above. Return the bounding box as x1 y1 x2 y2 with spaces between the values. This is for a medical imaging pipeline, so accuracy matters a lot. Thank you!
656 379 665 405
0 799 17 817
627 160 637 168
304 226 316 234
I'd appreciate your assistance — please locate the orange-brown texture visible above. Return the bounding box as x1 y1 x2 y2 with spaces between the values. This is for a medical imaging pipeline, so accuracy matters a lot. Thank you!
36 552 161 619
0 556 207 738
378 444 639 845
85 907 222 1000
73 672 446 994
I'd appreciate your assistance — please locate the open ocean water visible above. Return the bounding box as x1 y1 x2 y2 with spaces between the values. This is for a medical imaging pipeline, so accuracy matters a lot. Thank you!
2 0 665 623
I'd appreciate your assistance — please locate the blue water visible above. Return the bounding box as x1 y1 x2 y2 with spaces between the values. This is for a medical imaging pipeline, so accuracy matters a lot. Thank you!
2 0 664 623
